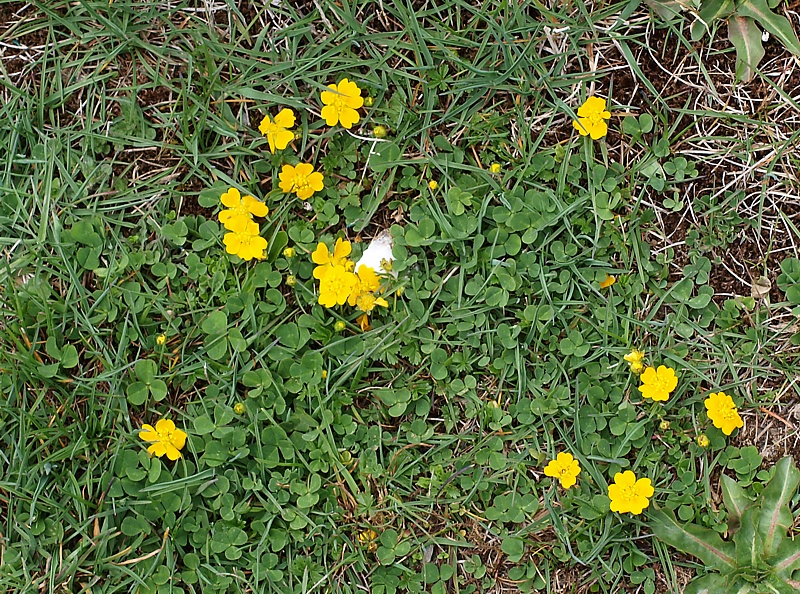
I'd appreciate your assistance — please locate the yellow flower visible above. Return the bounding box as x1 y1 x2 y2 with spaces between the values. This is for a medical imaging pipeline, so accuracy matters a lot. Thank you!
156 334 166 345
283 247 295 258
278 163 325 200
318 265 358 308
355 292 389 314
697 434 710 447
234 402 246 415
490 162 501 174
659 419 670 431
638 365 678 402
356 313 371 332
543 452 581 489
373 125 388 138
139 419 187 461
573 96 611 140
348 265 381 305
600 274 616 289
704 392 744 436
223 219 267 261
624 349 645 374
312 238 354 280
218 187 269 231
428 180 438 190
608 470 654 515
286 275 297 286
320 78 364 129
258 108 295 153
321 370 328 379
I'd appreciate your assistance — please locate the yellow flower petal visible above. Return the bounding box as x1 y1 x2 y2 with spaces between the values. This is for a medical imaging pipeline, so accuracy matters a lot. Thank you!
274 129 294 151
164 443 183 461
139 425 159 442
242 195 268 218
333 238 352 261
155 419 176 434
312 242 331 265
599 274 616 289
273 107 296 128
320 104 340 126
148 442 167 457
220 188 241 208
338 107 360 129
308 172 325 192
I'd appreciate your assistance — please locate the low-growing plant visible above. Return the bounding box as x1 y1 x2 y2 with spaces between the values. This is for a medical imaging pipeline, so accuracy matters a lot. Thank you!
646 0 800 81
650 457 800 593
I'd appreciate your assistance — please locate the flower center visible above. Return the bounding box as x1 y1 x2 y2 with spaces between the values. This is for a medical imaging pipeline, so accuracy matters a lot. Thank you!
235 229 255 244
357 293 377 312
231 202 249 217
618 485 637 501
558 466 570 477
585 111 605 125
720 407 738 421
292 172 310 192
329 273 349 294
650 376 671 391
331 95 347 111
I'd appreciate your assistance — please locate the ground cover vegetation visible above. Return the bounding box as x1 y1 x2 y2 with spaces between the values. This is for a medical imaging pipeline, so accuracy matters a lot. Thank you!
2 0 800 592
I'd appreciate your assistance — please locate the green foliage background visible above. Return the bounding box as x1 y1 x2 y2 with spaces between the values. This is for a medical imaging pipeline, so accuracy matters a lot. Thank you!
1 0 799 593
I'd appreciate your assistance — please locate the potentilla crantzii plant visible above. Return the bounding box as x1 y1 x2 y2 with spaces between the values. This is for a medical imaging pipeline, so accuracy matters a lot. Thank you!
650 457 800 593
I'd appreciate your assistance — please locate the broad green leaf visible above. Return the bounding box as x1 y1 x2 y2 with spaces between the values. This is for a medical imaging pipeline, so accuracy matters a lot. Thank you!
699 0 734 24
60 344 79 369
721 474 753 532
38 362 60 378
45 336 61 359
649 509 736 570
368 142 401 172
736 0 800 55
127 382 148 405
733 507 762 568
644 0 685 20
785 285 800 304
683 573 727 594
766 573 800 594
774 533 800 575
149 379 168 402
134 359 157 383
757 456 800 558
202 311 228 335
728 16 765 82
500 537 525 562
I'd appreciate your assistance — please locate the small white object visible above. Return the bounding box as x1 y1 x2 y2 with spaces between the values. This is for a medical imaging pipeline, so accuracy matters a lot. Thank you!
355 230 396 277
762 30 770 42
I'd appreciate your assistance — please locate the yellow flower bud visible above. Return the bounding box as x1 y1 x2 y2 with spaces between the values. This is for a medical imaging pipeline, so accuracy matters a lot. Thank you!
395 286 405 296
428 180 438 190
286 275 296 286
321 370 328 379
373 125 388 138
334 320 346 332
234 402 245 415
283 247 295 258
697 434 710 448
490 162 501 174
364 96 375 107
156 334 166 346
659 420 670 431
